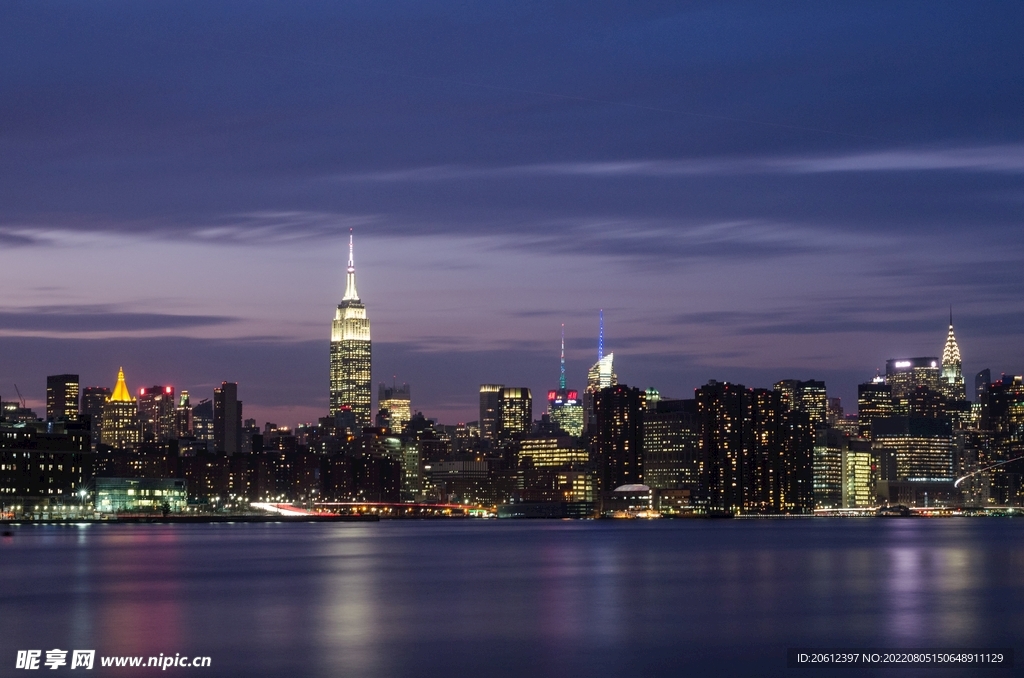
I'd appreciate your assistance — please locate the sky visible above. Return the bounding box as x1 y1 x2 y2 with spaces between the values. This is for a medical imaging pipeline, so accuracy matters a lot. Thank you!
2 1 1023 426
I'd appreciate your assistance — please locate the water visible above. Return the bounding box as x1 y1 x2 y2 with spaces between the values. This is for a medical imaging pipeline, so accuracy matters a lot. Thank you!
1 519 1021 677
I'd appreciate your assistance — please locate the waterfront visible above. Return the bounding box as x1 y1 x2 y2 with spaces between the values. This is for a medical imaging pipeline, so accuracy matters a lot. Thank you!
2 520 1021 677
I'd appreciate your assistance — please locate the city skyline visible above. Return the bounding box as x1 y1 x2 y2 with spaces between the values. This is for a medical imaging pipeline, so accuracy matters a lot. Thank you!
2 2 1023 426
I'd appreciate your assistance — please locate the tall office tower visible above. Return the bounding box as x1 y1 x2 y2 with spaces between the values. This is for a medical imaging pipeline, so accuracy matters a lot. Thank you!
46 374 79 422
174 390 192 438
479 384 504 441
975 368 992 402
81 386 110 446
886 358 941 399
774 379 828 430
842 442 873 508
378 382 412 434
330 232 372 426
547 325 584 437
192 399 215 447
826 397 843 426
214 382 243 455
138 385 175 442
940 311 966 401
695 380 750 513
642 398 700 490
593 384 645 495
813 429 846 509
498 388 532 439
584 312 617 434
780 408 815 513
981 376 1024 505
100 368 141 450
857 378 894 438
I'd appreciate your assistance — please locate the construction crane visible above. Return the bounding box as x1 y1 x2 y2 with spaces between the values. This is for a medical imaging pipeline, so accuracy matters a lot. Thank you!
13 384 26 408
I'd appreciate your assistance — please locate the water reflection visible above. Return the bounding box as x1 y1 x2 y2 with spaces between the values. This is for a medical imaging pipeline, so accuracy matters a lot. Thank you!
0 520 1021 678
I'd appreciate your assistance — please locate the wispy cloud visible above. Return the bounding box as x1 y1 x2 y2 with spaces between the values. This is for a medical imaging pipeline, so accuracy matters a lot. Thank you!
0 305 236 334
333 145 1024 182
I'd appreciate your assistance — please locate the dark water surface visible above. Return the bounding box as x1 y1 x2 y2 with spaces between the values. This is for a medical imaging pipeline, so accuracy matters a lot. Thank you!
1 519 1022 677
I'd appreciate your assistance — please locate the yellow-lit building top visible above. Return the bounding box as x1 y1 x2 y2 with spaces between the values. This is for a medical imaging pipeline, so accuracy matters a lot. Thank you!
109 367 136 402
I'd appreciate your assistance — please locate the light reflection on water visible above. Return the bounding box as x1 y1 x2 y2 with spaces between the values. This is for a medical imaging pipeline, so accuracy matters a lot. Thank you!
0 520 1020 678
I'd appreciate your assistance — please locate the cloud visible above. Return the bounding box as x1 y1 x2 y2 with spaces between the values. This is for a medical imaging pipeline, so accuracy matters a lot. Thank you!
0 305 236 334
332 146 1024 183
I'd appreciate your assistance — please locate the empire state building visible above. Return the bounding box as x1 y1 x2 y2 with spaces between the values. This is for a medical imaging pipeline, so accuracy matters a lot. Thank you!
330 232 371 425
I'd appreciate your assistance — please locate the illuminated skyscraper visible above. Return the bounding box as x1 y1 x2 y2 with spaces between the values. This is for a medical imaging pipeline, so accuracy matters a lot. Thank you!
941 311 966 401
584 311 617 433
81 386 110 446
499 388 532 438
138 385 175 442
174 390 192 439
378 382 412 434
46 374 79 422
886 357 941 399
593 384 645 495
479 384 504 441
330 232 372 426
100 368 141 450
548 326 584 437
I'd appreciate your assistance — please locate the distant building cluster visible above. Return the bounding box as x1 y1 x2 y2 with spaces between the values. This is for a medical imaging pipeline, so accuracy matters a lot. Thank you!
3 245 1023 519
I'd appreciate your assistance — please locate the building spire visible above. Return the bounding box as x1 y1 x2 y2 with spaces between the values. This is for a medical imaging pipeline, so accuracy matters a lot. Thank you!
598 309 604 361
560 324 566 390
343 229 359 301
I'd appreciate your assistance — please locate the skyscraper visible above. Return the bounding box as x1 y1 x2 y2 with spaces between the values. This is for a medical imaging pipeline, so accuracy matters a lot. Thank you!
975 368 992 402
499 388 532 439
479 384 504 441
100 368 141 450
941 311 966 401
138 385 175 442
46 374 79 422
548 325 584 437
214 382 242 455
81 386 110 446
774 379 828 430
584 311 617 433
593 384 645 495
378 382 412 434
330 232 372 426
886 357 941 399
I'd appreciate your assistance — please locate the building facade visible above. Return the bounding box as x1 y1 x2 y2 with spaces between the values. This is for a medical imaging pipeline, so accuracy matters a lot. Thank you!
46 374 79 422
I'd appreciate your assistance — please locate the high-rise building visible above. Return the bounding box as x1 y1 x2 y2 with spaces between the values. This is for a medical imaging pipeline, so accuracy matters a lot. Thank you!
857 378 893 438
583 311 617 434
499 388 532 439
813 428 846 509
593 384 645 496
192 399 215 448
547 325 584 437
642 399 700 491
100 368 141 450
975 368 991 403
46 374 79 422
378 382 411 434
81 386 110 446
941 311 966 401
872 417 955 483
981 376 1024 505
774 379 828 430
696 380 749 513
479 384 504 441
138 385 175 442
214 382 242 455
330 232 372 426
174 390 192 439
886 357 941 399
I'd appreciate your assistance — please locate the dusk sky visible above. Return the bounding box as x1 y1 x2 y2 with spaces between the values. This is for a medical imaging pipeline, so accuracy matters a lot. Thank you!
2 1 1023 426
